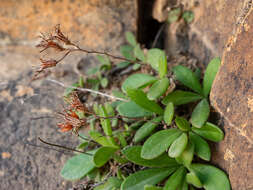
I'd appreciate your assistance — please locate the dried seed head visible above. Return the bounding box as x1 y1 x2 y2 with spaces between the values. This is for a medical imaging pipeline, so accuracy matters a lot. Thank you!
36 37 65 53
57 93 89 133
54 24 72 45
57 122 73 132
39 58 58 69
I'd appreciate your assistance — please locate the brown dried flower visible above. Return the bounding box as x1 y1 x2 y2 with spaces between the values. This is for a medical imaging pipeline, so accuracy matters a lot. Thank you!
54 24 72 45
57 109 86 133
57 92 90 133
67 92 90 113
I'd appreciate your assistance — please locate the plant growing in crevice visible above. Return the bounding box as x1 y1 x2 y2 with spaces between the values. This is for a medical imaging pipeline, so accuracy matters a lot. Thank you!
34 25 230 190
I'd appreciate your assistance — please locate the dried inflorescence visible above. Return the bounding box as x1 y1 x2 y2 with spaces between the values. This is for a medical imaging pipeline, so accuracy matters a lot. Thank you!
57 92 91 133
34 24 74 79
34 24 139 80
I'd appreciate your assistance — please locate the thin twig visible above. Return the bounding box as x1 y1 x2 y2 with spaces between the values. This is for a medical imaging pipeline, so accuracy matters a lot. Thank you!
46 78 128 102
23 141 73 155
38 137 93 156
30 116 54 120
70 44 144 65
152 23 166 48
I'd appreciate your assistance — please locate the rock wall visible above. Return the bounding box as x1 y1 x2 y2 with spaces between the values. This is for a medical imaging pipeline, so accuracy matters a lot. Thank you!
210 8 253 190
158 0 253 189
0 1 136 189
0 0 136 80
164 0 252 64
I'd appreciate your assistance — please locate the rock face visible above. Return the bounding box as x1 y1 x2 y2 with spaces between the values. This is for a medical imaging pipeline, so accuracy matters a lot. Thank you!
0 0 136 49
0 0 136 189
210 8 253 190
0 73 77 190
164 0 252 64
0 0 136 80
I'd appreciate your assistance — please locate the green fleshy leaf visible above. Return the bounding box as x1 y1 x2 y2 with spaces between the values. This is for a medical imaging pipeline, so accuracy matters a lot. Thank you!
93 103 100 115
94 177 122 190
192 122 224 142
117 61 131 69
178 178 189 190
77 141 89 150
122 73 157 93
97 55 111 67
175 116 191 132
144 185 163 190
164 102 174 125
79 76 84 87
182 11 194 24
61 151 95 180
133 63 141 70
141 129 182 159
113 153 128 164
104 102 118 127
162 90 203 105
134 116 163 143
125 31 137 47
194 68 201 81
100 77 109 88
176 141 194 167
117 101 153 118
122 146 178 168
86 67 99 76
164 166 187 190
93 147 118 167
190 99 210 128
120 45 135 60
97 55 110 65
89 131 118 148
134 44 145 61
121 167 177 190
130 120 145 130
127 89 164 115
111 100 123 108
112 89 129 100
189 132 211 161
167 8 181 23
203 57 221 97
172 65 202 94
147 49 166 71
118 133 128 147
147 78 170 101
189 164 231 190
186 172 203 188
169 133 188 158
99 105 112 136
158 53 167 78
87 168 100 182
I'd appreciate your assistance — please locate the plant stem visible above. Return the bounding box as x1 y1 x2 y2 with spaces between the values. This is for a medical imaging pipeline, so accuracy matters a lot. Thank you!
46 78 128 102
38 137 93 156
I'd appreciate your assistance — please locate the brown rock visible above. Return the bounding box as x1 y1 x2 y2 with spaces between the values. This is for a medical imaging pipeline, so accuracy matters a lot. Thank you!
0 0 137 81
164 0 252 64
0 0 136 50
210 7 253 190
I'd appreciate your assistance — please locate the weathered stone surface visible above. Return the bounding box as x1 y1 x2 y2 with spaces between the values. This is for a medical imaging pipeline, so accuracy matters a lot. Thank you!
163 0 252 64
0 0 136 50
0 73 77 190
0 1 137 189
210 7 253 190
0 0 137 81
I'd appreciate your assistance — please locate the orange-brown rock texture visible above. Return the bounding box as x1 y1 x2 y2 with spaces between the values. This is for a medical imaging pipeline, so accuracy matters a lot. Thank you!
164 0 252 64
0 0 136 49
210 7 253 190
